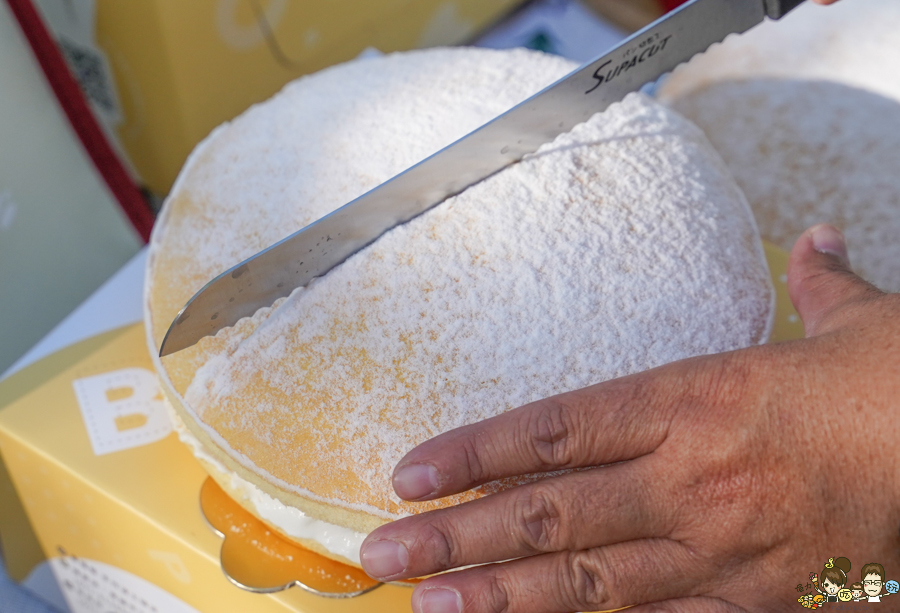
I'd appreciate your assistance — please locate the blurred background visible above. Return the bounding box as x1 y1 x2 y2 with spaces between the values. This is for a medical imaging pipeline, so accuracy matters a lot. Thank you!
0 0 680 380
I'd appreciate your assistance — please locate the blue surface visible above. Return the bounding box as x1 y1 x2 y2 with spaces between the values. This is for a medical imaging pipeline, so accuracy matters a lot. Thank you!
0 556 60 613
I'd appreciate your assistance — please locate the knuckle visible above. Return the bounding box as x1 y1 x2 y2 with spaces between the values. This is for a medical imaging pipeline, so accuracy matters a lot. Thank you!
820 282 884 330
482 571 512 613
461 435 487 484
414 518 462 571
794 268 883 326
524 399 575 468
511 484 564 552
795 262 870 296
563 550 611 610
610 372 677 451
795 267 839 298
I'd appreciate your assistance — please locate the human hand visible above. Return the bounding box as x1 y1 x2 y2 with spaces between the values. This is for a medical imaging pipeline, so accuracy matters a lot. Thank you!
359 224 900 613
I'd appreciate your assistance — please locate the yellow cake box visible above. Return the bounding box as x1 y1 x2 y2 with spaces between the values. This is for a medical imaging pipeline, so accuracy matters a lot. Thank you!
0 323 416 613
35 0 523 196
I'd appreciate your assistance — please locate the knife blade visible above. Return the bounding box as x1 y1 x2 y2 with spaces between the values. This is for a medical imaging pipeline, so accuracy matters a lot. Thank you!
159 0 805 357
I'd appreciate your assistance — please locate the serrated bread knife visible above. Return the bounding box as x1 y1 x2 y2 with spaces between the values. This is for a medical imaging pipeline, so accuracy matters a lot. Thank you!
159 0 806 357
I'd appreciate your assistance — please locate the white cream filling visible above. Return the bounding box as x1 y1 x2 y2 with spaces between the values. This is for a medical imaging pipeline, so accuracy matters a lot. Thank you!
167 403 366 565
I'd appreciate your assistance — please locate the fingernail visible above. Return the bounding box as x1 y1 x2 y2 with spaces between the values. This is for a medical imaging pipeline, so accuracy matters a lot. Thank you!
419 588 462 613
811 224 848 262
361 540 408 578
393 463 440 499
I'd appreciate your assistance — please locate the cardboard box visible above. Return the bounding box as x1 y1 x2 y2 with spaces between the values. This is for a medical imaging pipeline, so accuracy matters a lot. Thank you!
0 323 418 612
35 0 523 195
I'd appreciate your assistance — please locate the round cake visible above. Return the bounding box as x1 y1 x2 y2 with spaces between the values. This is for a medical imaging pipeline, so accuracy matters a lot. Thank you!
658 0 900 291
145 47 775 567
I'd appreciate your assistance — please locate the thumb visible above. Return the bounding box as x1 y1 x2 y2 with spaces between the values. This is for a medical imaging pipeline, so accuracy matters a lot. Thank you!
787 223 881 338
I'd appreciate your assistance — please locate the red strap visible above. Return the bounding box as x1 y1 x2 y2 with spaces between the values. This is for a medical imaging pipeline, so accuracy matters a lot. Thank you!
5 0 154 243
659 0 689 12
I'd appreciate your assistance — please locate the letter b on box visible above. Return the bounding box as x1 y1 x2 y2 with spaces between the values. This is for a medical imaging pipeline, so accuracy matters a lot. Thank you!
73 368 173 455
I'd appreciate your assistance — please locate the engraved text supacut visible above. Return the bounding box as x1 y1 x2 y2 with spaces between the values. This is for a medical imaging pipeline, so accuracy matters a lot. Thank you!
586 34 673 94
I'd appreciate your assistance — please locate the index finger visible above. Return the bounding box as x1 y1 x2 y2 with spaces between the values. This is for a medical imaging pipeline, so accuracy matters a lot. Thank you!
390 357 706 502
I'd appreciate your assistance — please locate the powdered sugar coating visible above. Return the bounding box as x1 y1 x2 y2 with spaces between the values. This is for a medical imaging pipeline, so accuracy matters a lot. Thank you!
658 0 900 291
670 80 900 291
152 48 583 300
164 48 774 521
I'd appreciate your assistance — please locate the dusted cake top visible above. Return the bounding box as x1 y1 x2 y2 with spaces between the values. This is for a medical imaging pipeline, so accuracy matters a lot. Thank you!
147 48 774 529
659 0 900 291
670 80 900 291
